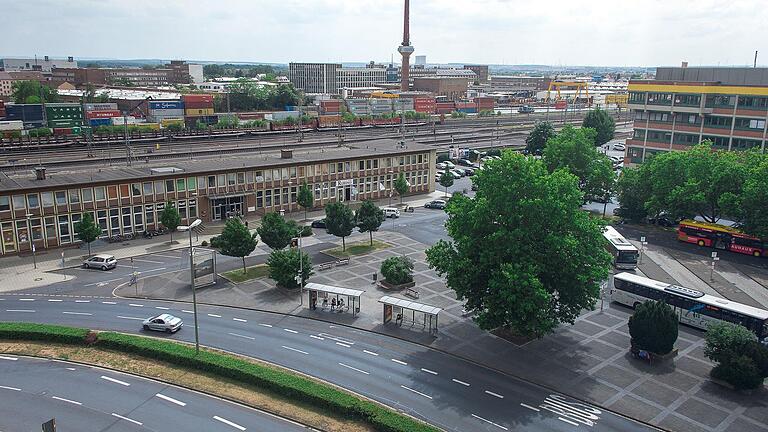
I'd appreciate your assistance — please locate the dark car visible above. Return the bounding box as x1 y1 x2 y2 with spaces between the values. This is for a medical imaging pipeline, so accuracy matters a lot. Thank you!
460 167 475 176
458 159 474 166
648 214 676 227
311 218 327 228
424 200 447 210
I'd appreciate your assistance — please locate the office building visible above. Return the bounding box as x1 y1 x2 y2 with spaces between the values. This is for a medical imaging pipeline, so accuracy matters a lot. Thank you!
415 56 427 66
336 67 388 90
289 63 341 94
412 77 468 100
2 56 77 72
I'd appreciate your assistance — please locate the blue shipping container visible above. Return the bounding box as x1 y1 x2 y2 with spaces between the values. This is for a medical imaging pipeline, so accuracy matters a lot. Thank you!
456 108 477 114
285 105 298 111
89 118 112 127
149 101 184 110
6 104 44 122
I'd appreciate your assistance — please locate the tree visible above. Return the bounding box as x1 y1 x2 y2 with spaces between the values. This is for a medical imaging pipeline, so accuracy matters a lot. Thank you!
267 248 313 289
218 218 258 273
74 213 101 256
381 256 414 285
739 158 768 238
439 171 454 197
11 80 59 104
356 200 385 246
425 152 612 338
394 173 409 204
584 155 616 213
582 107 615 145
256 212 294 250
704 322 757 364
159 201 181 243
628 301 678 354
543 125 614 199
297 182 314 221
705 322 768 390
615 165 652 222
525 121 555 155
324 202 355 251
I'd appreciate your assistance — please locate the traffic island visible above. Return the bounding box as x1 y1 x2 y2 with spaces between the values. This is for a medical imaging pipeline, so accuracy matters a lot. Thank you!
323 240 390 258
221 264 269 283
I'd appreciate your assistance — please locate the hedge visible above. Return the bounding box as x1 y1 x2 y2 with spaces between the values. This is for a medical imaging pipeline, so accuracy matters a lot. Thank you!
0 323 437 432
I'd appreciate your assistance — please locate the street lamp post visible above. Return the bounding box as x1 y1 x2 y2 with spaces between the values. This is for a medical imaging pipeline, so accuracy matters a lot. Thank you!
26 213 36 269
178 218 202 354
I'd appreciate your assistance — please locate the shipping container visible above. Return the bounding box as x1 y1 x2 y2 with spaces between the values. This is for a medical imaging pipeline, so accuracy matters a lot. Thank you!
475 97 495 110
53 127 72 136
269 111 300 121
456 108 477 114
48 118 80 128
84 103 118 112
185 108 214 116
112 116 137 126
148 109 185 123
149 100 184 110
86 109 122 119
555 100 567 109
236 112 266 120
182 94 214 104
0 120 24 131
160 118 185 126
46 104 83 121
89 118 112 127
6 104 44 122
138 123 161 131
184 101 214 109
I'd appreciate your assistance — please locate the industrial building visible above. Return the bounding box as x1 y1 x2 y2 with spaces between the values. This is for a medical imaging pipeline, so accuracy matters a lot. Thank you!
1 56 77 72
412 77 469 100
337 67 388 91
464 65 489 83
289 63 341 94
626 66 768 164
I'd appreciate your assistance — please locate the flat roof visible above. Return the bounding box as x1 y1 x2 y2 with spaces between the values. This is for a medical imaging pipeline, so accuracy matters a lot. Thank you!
379 295 442 315
0 139 433 193
305 282 364 297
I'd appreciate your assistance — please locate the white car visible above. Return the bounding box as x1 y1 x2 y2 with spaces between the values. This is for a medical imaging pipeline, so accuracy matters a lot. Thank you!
82 254 117 271
613 143 626 151
450 169 464 178
436 162 447 170
142 314 183 333
382 207 400 218
443 161 456 169
609 155 622 163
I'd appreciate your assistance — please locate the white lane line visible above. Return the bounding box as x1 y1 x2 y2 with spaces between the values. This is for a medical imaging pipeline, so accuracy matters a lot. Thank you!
558 417 580 426
228 332 255 340
5 309 35 313
62 312 93 316
155 393 187 406
47 299 63 302
421 368 438 375
152 254 180 260
283 328 298 334
65 367 76 371
128 303 144 307
520 403 540 412
133 258 164 264
233 318 247 322
363 350 379 356
52 396 82 405
102 301 117 305
155 306 170 310
309 335 324 341
213 415 246 431
117 316 144 321
111 413 143 426
485 390 504 399
181 310 195 314
338 362 370 375
208 313 222 318
452 378 470 387
400 385 432 400
258 323 273 328
336 342 351 348
391 358 408 366
74 300 90 303
0 385 21 391
101 375 131 386
281 346 309 355
472 414 508 430
19 298 35 301
0 356 18 361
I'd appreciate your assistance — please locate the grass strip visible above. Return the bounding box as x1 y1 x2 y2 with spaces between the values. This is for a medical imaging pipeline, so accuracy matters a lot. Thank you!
324 240 390 258
222 264 270 283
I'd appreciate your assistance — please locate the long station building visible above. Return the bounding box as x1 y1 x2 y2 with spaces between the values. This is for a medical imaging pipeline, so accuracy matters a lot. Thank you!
0 140 436 256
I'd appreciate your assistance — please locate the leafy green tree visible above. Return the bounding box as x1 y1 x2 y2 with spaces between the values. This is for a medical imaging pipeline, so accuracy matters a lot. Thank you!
615 165 652 222
380 256 414 285
705 322 768 390
704 322 758 364
582 107 615 145
543 125 608 195
426 152 612 337
738 158 768 238
256 212 294 250
355 200 385 246
394 173 409 204
324 202 355 251
159 201 181 243
11 80 59 104
297 182 313 221
628 301 678 354
584 155 616 211
74 213 101 256
525 121 556 155
267 249 313 289
712 355 764 390
218 218 258 273
439 171 454 197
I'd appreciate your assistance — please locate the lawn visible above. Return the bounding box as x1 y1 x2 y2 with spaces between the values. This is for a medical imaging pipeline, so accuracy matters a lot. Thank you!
324 239 390 258
222 264 270 283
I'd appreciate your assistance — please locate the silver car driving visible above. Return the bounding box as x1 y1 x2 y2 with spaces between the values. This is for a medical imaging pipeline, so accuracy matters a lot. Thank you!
142 314 183 333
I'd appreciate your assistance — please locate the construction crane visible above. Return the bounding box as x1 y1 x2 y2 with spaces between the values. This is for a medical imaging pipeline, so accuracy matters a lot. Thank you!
545 81 590 105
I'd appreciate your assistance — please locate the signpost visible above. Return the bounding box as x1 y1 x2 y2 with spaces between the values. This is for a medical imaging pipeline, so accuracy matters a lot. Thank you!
710 251 719 281
639 236 647 264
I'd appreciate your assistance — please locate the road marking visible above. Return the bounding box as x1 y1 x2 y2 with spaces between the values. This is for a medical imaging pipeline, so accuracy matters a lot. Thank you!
452 378 470 386
63 311 93 316
400 385 432 399
155 306 170 310
336 342 351 348
117 316 144 321
19 298 35 301
213 415 246 431
258 323 273 328
155 393 187 406
520 403 540 412
228 332 255 340
84 278 122 287
391 358 408 366
309 335 324 341
282 345 309 355
363 350 379 356
233 318 247 322
0 356 18 361
485 390 504 399
75 300 90 303
47 299 63 302
128 303 144 307
52 396 82 405
6 309 35 313
558 417 580 426
65 367 76 371
152 254 180 260
101 375 130 386
139 267 167 274
181 310 195 314
284 328 298 334
208 313 222 318
338 362 370 375
318 333 354 345
111 413 143 426
421 368 438 375
472 414 508 430
133 258 164 264
102 301 117 305
0 385 21 391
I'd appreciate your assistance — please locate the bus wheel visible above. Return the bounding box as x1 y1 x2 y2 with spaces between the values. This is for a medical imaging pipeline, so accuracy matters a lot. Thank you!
632 302 641 309
754 251 762 257
697 240 705 247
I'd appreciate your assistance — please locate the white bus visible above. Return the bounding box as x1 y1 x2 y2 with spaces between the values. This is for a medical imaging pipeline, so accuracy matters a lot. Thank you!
602 226 639 270
612 272 768 341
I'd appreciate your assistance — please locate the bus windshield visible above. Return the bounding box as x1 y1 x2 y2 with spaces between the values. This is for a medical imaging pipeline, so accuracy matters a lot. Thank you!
617 251 638 264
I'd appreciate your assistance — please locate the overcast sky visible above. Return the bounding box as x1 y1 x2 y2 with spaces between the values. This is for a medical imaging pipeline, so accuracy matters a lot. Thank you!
3 0 768 67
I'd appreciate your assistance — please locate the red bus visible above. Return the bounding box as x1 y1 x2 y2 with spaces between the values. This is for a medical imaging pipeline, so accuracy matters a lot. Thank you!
677 220 766 257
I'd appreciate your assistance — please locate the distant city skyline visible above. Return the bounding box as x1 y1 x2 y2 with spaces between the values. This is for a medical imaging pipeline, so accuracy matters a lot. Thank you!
4 0 767 68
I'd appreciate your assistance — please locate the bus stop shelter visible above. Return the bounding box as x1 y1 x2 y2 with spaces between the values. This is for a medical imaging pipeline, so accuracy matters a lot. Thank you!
379 295 442 335
305 282 364 316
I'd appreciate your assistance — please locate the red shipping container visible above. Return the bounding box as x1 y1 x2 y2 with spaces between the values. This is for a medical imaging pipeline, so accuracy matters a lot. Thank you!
184 101 214 109
53 128 72 136
182 94 214 103
237 113 265 120
86 110 122 119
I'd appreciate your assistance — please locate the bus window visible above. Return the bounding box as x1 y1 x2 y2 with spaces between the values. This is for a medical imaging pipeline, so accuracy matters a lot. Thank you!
617 251 638 264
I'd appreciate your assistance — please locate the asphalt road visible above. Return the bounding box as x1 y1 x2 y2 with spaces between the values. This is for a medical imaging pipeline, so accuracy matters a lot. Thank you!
0 296 655 432
0 356 307 432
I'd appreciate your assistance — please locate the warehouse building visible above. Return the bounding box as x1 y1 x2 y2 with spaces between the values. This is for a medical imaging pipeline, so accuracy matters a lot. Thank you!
412 77 468 100
626 66 768 164
1 56 77 73
0 140 436 255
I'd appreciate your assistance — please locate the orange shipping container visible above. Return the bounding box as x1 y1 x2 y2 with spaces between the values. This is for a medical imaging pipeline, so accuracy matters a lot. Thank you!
186 108 214 116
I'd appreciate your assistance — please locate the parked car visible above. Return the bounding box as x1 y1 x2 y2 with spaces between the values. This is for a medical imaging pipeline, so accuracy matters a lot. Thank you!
461 167 475 176
648 213 676 227
443 161 456 169
142 314 183 333
436 162 447 170
518 105 535 114
458 159 474 166
450 169 464 179
424 200 447 209
609 155 622 163
311 218 327 228
82 254 117 271
382 207 400 218
613 143 626 151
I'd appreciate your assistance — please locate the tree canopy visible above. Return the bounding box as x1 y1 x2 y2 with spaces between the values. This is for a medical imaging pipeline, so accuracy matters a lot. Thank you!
582 107 615 145
267 248 313 289
256 212 295 250
525 121 556 155
543 125 615 200
356 200 385 246
394 173 408 204
439 171 454 196
297 182 314 221
426 151 612 337
218 218 258 273
324 202 355 251
159 202 181 242
225 79 301 111
74 212 101 256
628 301 678 354
12 80 59 104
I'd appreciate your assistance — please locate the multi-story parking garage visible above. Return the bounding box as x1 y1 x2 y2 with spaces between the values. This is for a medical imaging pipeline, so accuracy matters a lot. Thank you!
0 139 436 255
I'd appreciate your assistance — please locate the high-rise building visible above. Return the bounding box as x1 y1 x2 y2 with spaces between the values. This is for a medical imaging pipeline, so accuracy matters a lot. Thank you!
336 67 387 90
626 66 768 165
415 56 427 66
397 0 415 91
288 63 341 93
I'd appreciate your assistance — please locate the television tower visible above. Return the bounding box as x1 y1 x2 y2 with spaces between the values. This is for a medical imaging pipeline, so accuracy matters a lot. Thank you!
398 0 414 92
